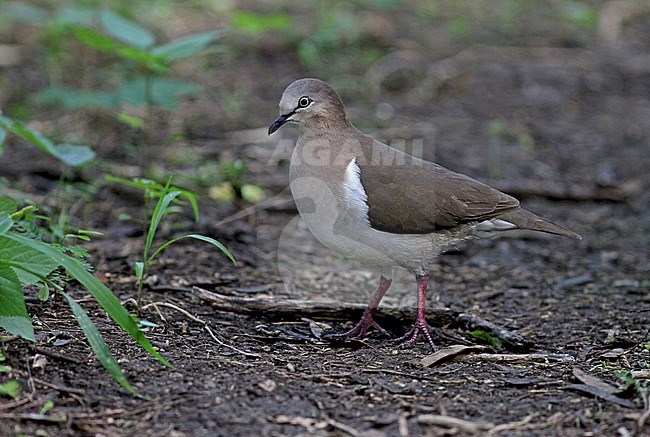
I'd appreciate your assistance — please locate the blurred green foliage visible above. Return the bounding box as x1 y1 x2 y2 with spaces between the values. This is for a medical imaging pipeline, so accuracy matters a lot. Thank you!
0 2 220 113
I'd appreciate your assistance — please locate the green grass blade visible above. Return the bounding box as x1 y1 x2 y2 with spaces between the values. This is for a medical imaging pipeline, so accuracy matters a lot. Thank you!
148 234 236 265
3 233 172 368
144 178 179 259
178 190 199 221
134 261 144 282
62 292 145 398
105 176 197 218
104 175 163 192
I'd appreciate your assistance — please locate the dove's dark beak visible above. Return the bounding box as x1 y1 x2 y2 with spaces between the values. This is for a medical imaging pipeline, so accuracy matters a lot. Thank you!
268 112 293 135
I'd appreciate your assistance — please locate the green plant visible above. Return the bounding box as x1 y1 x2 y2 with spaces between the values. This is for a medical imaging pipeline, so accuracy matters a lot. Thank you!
616 370 645 394
0 111 95 167
0 109 101 241
105 176 235 307
231 10 292 37
0 3 220 115
0 197 170 397
469 329 503 348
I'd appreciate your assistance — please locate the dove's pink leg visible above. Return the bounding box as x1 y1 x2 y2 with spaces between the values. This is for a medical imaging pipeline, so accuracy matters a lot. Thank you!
325 275 392 339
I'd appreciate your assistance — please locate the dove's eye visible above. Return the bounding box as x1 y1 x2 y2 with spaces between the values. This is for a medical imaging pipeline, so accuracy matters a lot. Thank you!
298 96 312 108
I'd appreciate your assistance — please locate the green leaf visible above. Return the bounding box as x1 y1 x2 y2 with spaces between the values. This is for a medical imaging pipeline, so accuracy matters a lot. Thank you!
38 282 50 301
105 175 163 192
0 115 55 151
0 197 16 235
115 47 167 74
73 26 120 52
99 9 156 48
0 198 17 217
149 234 235 266
2 233 172 369
105 176 198 219
469 330 503 348
55 6 94 26
145 187 180 260
0 216 12 235
73 27 169 74
169 188 198 221
232 12 292 35
0 236 59 285
73 27 166 73
0 115 92 167
40 400 54 414
0 380 21 399
117 78 199 109
134 261 144 282
34 86 118 110
0 2 49 24
0 264 35 341
50 144 95 166
151 31 220 62
116 112 145 129
62 292 144 398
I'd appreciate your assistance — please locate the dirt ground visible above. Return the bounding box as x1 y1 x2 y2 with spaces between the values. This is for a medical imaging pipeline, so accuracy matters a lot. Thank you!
1 2 650 436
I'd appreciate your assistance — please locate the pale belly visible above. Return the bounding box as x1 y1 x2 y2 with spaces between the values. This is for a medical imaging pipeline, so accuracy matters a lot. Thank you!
289 174 464 273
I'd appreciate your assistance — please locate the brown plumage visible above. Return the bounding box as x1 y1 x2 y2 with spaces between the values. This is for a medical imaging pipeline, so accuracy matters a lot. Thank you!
269 78 581 350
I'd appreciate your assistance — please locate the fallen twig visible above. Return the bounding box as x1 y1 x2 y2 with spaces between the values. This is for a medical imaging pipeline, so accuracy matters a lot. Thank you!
486 413 538 436
33 377 86 396
194 286 457 327
421 345 491 367
417 414 494 433
28 345 82 365
453 353 575 364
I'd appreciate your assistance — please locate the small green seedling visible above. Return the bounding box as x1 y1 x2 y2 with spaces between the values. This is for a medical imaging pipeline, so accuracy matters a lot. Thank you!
469 329 503 348
106 175 235 307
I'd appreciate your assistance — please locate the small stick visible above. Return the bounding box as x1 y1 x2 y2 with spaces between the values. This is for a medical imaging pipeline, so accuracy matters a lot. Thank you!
32 377 86 396
204 325 261 359
29 346 81 365
142 301 203 325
